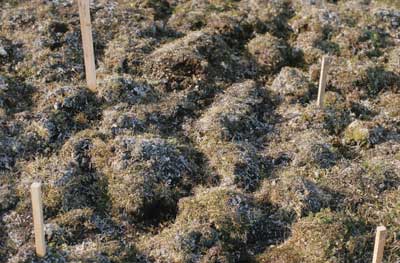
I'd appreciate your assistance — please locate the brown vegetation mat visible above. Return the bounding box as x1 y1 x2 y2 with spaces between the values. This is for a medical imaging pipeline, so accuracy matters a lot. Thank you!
0 0 399 262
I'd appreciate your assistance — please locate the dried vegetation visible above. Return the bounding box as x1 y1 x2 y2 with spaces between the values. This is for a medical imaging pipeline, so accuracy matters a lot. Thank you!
0 0 399 262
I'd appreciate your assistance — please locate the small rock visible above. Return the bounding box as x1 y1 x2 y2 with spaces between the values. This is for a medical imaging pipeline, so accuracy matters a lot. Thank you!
0 47 8 57
0 76 8 91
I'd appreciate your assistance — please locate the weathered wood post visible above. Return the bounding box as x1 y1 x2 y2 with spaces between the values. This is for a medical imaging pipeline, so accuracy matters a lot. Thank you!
317 56 330 107
372 226 387 263
78 0 96 92
31 182 46 257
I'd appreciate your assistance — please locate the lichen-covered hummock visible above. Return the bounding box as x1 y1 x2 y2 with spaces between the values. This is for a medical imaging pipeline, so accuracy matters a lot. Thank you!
143 30 243 92
139 187 278 262
257 173 332 218
192 80 271 190
292 131 339 168
17 130 108 215
97 74 158 106
247 33 291 74
271 66 314 103
257 209 370 263
344 120 384 146
320 156 400 209
299 99 351 135
91 134 203 221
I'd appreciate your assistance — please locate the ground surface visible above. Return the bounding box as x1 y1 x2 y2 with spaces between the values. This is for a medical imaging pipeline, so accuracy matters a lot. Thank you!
0 0 399 262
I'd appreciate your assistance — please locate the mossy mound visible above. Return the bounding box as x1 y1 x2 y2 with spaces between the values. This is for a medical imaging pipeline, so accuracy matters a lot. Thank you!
100 108 146 136
331 59 399 99
192 80 271 190
30 29 85 84
257 209 369 263
294 31 324 65
3 209 35 261
143 30 245 92
26 85 100 144
139 187 275 262
97 74 158 106
167 0 240 33
320 156 400 209
193 80 271 142
16 130 108 215
204 12 254 48
61 239 131 263
0 36 24 70
203 142 266 191
0 134 21 170
270 66 314 103
91 134 203 222
292 131 339 168
257 171 332 218
240 0 294 37
247 33 291 74
298 98 351 135
0 116 47 171
354 66 399 98
344 120 384 147
266 129 339 171
378 92 400 118
34 86 98 116
48 208 100 245
290 7 339 64
356 188 400 263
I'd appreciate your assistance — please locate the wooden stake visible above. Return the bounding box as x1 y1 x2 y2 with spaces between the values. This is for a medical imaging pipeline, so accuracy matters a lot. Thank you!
372 226 387 263
317 56 330 108
31 182 46 257
78 0 96 92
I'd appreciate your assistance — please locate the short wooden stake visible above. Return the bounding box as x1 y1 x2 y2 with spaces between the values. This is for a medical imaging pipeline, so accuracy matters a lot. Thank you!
78 0 96 92
31 182 46 257
372 226 387 263
317 56 330 108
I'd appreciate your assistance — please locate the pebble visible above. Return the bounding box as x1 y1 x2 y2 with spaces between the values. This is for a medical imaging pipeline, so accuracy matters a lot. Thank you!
0 76 8 91
0 46 8 57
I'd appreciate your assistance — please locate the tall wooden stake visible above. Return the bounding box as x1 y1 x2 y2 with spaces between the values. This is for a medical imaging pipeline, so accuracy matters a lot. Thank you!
372 226 387 263
31 182 46 257
317 56 330 108
78 0 96 92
